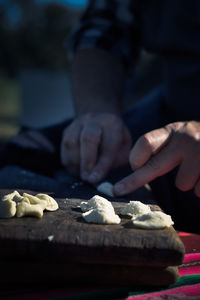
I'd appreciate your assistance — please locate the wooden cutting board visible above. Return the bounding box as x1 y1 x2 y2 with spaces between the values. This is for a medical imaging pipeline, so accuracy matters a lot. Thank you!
0 189 185 287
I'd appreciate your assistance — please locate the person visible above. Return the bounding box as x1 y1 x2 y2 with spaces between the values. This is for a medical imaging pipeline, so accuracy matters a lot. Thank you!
60 0 200 233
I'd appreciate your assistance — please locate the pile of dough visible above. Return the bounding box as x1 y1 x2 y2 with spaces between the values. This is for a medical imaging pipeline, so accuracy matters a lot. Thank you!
0 191 58 219
81 195 120 225
130 211 174 229
121 201 151 217
80 195 115 213
96 181 114 197
83 208 120 224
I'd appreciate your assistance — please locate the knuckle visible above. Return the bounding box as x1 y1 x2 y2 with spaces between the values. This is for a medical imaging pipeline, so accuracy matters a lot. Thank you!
62 126 78 148
171 121 200 146
63 135 78 148
146 157 161 172
81 131 98 144
81 125 102 144
165 122 182 132
138 134 153 153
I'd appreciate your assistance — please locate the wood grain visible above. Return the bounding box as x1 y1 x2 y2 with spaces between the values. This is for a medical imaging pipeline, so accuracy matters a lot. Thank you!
0 190 185 269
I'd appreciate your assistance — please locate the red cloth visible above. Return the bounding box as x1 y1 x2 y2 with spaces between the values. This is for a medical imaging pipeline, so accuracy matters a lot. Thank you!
128 284 200 299
178 232 200 254
127 232 200 299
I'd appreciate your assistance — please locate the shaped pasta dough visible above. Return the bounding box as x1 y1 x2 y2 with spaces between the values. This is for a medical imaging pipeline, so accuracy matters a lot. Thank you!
83 208 120 224
130 211 174 229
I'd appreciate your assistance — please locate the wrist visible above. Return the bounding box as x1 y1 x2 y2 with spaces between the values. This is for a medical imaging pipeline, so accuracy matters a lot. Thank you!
74 97 121 117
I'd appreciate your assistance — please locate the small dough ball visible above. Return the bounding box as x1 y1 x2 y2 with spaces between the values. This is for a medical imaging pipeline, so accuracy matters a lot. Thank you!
82 208 121 224
97 182 114 197
121 201 151 217
130 211 174 229
0 199 16 218
80 195 114 213
36 193 59 211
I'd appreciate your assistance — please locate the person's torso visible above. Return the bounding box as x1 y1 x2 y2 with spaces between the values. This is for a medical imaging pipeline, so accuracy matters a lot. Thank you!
132 0 200 120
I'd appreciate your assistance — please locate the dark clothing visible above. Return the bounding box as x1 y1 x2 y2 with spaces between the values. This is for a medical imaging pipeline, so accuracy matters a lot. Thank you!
71 0 200 122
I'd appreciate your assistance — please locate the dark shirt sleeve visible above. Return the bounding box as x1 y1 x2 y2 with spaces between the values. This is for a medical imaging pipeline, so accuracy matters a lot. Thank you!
68 0 140 66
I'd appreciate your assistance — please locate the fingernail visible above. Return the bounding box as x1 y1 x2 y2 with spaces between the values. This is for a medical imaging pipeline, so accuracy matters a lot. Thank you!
114 183 125 195
88 172 100 183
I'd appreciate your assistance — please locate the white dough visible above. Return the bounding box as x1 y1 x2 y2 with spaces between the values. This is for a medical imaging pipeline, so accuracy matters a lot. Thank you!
82 208 121 224
130 211 174 229
0 191 58 219
36 193 58 211
121 201 151 217
2 190 23 202
96 182 114 197
0 199 16 218
80 195 115 213
79 202 88 212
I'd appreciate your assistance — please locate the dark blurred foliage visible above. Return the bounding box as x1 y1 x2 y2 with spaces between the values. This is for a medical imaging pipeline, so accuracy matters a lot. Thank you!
0 0 70 76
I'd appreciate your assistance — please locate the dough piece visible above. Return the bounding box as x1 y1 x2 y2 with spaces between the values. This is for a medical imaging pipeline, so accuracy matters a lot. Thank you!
121 201 151 217
16 201 43 218
0 191 58 219
96 182 114 197
79 202 88 212
130 211 174 229
82 208 121 224
36 193 58 211
0 199 16 218
80 195 114 213
2 190 23 203
23 193 47 210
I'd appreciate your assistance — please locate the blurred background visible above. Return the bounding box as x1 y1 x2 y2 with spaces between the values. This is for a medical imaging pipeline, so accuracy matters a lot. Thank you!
0 0 87 144
0 0 162 145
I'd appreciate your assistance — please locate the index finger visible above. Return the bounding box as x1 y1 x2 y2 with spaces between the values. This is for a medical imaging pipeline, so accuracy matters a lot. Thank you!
114 142 181 196
80 123 102 180
88 130 122 183
60 122 81 173
130 127 171 170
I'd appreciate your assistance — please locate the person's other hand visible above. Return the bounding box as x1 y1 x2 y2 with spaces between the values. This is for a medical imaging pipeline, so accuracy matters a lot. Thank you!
61 113 132 183
114 121 200 197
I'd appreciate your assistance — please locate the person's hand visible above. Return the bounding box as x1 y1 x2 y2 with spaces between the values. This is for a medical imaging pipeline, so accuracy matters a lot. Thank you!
61 113 132 183
114 121 200 197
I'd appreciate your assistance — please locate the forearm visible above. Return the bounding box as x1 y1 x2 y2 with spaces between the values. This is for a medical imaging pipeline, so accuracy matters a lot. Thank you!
71 48 126 116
